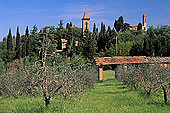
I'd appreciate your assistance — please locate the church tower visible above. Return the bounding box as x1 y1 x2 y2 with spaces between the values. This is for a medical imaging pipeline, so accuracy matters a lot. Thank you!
82 12 90 34
142 13 147 31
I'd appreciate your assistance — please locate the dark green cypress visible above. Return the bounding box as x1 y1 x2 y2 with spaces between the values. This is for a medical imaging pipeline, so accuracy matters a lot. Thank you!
93 23 96 33
21 35 26 58
66 23 70 29
26 26 31 56
98 22 106 51
7 28 13 51
70 22 72 27
16 26 21 59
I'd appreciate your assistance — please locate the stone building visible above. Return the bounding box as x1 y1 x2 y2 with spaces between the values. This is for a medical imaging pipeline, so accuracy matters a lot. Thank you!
82 12 90 34
129 13 147 31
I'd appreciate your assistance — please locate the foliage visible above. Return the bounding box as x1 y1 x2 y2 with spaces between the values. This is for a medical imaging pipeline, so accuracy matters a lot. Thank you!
0 35 98 108
0 58 3 74
137 23 143 31
7 28 13 51
15 26 21 59
26 26 31 56
1 71 170 113
116 63 170 103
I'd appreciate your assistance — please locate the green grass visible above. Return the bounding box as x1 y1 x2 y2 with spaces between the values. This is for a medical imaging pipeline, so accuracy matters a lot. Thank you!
1 70 170 113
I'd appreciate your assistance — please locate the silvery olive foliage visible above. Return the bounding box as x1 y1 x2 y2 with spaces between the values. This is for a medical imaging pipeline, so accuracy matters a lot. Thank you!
0 34 98 106
116 63 170 103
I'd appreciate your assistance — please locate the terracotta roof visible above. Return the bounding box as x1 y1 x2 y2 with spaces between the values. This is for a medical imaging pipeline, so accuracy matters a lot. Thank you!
95 56 170 65
83 12 89 19
130 26 137 28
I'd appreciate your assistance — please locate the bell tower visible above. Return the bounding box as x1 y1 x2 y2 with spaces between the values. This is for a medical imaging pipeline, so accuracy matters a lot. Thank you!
82 12 90 34
142 13 147 31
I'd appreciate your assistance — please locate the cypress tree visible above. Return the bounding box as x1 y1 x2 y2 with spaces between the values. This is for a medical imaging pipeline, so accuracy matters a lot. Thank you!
26 26 31 56
16 26 21 59
98 22 106 51
70 22 72 27
93 23 96 33
66 23 70 29
7 28 13 51
21 35 26 58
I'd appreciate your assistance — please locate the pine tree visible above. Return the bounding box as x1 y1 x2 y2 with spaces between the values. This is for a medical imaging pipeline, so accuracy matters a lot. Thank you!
114 16 124 32
137 23 142 31
7 28 13 51
58 20 64 30
16 26 21 59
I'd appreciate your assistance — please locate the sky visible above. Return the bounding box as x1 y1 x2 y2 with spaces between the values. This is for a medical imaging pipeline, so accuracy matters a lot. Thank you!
0 0 170 41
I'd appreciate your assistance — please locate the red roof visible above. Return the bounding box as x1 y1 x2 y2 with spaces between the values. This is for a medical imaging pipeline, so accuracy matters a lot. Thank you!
95 56 170 65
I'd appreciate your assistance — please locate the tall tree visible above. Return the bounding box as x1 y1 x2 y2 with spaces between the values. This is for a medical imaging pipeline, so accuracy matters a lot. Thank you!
66 25 75 59
7 28 13 51
70 22 72 27
98 22 106 51
16 26 21 59
21 36 26 58
26 26 31 56
137 23 143 31
58 20 64 30
66 23 70 29
31 24 38 35
114 16 124 32
30 25 38 55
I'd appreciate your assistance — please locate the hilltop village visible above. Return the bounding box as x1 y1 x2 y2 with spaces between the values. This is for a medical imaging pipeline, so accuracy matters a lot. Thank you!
59 12 148 52
81 12 147 32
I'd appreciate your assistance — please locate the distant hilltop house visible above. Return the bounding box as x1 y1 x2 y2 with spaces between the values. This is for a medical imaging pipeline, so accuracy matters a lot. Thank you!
129 13 147 31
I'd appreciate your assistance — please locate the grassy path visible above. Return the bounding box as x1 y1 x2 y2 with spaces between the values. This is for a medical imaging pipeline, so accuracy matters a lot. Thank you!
1 70 170 113
69 70 170 113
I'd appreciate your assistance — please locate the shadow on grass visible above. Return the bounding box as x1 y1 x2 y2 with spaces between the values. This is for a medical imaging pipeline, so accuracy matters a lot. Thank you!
103 78 114 82
137 91 154 99
117 86 128 89
16 104 64 113
102 84 116 87
16 104 45 113
147 101 170 107
103 89 132 95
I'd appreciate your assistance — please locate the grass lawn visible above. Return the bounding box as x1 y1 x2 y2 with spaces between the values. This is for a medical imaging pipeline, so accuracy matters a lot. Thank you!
0 70 170 113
